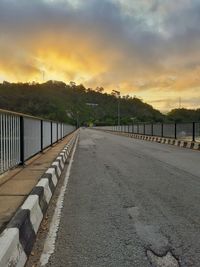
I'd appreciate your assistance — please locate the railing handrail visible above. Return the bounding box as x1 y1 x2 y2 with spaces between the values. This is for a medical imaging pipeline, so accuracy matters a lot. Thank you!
0 109 75 175
97 122 200 143
129 121 200 125
0 108 70 125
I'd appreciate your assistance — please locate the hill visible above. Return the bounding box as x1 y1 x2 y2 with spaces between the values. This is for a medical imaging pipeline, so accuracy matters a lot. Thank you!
167 108 200 122
0 81 164 125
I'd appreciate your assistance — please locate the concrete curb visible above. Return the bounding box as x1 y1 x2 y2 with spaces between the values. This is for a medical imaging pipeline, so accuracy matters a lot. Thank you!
103 130 200 151
0 132 79 267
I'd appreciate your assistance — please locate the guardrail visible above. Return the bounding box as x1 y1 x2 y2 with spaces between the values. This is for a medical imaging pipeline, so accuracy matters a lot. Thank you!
0 109 75 175
98 122 200 143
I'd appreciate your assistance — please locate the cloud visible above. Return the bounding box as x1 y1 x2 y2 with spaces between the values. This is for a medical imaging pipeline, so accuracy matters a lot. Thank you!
0 0 200 111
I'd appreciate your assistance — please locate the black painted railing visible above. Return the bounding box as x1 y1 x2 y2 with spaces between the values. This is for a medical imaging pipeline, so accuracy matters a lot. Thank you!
98 122 200 143
0 109 75 174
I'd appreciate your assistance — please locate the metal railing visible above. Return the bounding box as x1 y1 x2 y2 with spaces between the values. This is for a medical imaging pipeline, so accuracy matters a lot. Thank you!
98 122 200 143
0 109 75 175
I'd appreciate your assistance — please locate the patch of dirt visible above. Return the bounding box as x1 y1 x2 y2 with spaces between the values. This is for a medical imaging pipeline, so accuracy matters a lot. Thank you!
147 250 180 267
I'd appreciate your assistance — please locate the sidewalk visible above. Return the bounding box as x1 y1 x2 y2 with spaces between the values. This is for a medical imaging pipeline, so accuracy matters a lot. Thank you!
0 133 74 232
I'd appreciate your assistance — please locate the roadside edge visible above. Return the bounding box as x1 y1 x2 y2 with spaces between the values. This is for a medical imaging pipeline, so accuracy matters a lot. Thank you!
98 130 200 151
0 131 79 267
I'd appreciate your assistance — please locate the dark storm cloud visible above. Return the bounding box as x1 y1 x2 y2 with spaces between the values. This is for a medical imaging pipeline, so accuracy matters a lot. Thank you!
0 0 166 73
0 0 200 110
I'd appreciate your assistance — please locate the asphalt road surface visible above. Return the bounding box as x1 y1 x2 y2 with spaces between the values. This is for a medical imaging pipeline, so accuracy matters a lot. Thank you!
47 128 200 267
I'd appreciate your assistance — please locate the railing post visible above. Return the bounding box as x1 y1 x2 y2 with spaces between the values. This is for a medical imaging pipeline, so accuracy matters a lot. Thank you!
57 122 58 142
51 121 53 146
175 123 177 139
161 123 163 137
41 120 43 152
144 123 145 135
137 123 139 134
20 116 24 165
192 122 195 142
151 123 153 136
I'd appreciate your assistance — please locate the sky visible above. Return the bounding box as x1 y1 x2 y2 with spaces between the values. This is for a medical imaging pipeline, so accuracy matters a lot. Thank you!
0 0 200 112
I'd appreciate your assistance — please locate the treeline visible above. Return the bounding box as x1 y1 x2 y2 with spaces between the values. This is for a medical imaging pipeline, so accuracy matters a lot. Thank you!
167 108 200 123
0 81 199 125
0 81 164 125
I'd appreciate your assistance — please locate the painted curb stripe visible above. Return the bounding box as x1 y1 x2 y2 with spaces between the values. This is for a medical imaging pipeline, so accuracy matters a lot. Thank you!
53 160 63 173
36 178 52 204
7 209 36 255
103 130 200 151
57 156 65 168
21 195 43 234
51 162 61 177
0 228 27 267
0 132 78 267
45 169 58 187
30 187 48 214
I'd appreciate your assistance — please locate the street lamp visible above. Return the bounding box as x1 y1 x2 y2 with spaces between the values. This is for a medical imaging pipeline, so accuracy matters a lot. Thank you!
86 103 99 126
76 111 79 129
112 90 121 126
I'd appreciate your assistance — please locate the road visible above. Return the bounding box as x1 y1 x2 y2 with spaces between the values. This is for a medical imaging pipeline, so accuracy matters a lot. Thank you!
45 128 200 267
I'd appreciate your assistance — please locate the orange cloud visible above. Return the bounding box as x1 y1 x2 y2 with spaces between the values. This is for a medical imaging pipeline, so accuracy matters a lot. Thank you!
0 0 200 112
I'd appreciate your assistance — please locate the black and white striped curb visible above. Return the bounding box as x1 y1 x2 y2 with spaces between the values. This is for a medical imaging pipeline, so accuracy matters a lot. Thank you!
0 132 79 267
103 130 200 151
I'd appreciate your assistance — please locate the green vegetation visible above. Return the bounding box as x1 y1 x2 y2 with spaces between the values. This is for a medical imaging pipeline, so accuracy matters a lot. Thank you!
167 108 200 123
0 81 164 125
0 81 199 125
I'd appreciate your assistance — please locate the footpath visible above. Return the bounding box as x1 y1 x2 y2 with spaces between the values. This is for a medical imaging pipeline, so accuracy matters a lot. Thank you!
0 132 75 233
0 130 79 267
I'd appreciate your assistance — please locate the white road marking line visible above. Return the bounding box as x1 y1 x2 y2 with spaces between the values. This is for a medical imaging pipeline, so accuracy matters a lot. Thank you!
39 136 79 266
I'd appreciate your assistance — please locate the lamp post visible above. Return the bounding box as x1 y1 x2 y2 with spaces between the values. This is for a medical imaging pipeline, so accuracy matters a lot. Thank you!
112 90 121 126
130 117 136 134
86 103 99 126
76 111 79 129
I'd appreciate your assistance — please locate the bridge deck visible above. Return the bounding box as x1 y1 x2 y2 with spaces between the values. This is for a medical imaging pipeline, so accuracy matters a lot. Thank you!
43 128 200 267
0 134 73 232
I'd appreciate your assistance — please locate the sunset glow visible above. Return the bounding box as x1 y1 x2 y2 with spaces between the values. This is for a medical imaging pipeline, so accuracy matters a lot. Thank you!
0 0 200 111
